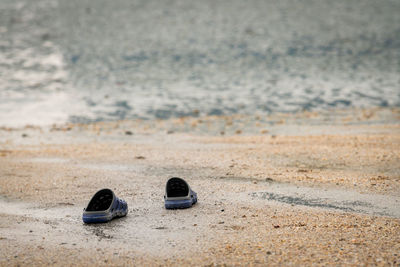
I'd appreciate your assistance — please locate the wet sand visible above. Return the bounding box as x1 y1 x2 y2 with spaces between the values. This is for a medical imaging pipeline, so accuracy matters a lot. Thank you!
1 108 400 266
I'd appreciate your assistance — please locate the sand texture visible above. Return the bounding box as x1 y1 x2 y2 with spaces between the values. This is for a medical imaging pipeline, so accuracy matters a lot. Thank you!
1 109 400 266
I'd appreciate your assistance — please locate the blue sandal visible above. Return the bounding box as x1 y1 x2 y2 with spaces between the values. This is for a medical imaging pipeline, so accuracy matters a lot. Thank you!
164 177 197 209
82 188 128 223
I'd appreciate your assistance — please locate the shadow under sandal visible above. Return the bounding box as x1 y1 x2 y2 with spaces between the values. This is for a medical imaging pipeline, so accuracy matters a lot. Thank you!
82 188 128 223
164 177 197 209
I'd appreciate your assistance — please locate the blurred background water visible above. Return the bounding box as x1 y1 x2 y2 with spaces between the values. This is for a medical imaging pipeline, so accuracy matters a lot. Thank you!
0 0 399 127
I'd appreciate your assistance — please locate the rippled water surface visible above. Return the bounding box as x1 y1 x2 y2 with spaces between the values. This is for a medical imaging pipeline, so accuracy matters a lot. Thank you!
0 0 399 126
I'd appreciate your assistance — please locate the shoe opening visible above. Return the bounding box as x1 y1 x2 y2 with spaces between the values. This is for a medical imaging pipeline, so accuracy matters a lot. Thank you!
86 189 114 211
166 177 189 197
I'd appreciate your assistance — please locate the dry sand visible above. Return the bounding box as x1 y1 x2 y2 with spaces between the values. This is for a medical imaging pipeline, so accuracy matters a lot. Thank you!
0 108 399 266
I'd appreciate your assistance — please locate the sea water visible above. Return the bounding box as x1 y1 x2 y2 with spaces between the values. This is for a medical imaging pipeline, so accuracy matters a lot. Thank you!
0 0 399 127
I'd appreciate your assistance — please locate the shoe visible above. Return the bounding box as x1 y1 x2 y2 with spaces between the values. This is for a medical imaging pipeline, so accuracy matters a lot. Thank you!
164 177 197 209
82 188 128 223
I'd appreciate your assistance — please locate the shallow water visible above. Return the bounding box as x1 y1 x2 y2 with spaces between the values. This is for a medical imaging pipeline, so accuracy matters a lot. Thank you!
0 0 399 127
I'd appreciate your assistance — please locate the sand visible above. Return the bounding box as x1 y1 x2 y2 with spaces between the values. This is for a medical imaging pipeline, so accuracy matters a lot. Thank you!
0 108 399 266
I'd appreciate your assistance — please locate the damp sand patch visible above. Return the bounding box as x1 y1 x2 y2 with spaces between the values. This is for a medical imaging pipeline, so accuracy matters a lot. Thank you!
248 181 400 218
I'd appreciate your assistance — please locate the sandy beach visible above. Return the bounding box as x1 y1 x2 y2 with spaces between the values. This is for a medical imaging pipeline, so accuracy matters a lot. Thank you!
0 108 399 266
1 0 399 265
